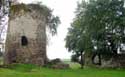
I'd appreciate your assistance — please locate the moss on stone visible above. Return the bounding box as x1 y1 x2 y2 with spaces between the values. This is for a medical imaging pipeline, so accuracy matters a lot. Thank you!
10 4 29 15
10 3 51 18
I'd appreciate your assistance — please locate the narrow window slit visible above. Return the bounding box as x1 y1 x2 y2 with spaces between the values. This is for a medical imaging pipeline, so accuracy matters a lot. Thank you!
21 36 28 46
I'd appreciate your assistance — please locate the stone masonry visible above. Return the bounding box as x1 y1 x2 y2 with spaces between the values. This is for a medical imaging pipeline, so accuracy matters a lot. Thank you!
4 4 48 66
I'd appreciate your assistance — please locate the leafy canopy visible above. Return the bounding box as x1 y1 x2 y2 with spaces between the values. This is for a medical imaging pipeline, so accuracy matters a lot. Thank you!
65 0 125 59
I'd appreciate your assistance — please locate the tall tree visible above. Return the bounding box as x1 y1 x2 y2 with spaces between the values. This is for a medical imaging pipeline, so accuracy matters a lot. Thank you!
66 0 125 67
65 19 88 68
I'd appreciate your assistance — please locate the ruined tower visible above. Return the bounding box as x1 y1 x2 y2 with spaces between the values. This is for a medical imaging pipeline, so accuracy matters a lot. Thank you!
4 4 50 66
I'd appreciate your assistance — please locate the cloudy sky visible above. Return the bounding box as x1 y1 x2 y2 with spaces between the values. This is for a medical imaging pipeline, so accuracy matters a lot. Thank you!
19 0 79 59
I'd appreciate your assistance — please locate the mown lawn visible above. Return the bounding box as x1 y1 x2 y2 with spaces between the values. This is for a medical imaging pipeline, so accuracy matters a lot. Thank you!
0 63 125 77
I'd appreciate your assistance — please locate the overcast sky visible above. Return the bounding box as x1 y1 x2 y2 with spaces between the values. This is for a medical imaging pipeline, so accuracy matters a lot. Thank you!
19 0 79 59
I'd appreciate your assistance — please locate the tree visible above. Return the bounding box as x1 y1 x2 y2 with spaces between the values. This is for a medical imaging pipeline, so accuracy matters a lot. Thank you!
0 0 10 43
47 15 60 35
66 0 125 67
65 23 86 68
82 0 125 64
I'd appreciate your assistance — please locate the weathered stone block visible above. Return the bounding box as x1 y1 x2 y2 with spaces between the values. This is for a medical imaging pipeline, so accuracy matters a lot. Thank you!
4 4 48 66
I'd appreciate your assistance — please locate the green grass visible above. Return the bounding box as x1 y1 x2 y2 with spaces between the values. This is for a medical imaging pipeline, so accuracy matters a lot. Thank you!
0 63 125 77
0 57 3 65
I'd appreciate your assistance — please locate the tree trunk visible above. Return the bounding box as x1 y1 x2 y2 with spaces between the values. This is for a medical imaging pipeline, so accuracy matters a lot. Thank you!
80 51 84 69
98 54 101 65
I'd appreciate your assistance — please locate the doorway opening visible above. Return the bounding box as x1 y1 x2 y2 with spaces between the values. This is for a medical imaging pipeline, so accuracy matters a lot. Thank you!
21 36 28 46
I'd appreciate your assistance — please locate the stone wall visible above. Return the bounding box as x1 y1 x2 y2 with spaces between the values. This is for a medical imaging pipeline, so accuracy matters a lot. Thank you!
4 4 48 66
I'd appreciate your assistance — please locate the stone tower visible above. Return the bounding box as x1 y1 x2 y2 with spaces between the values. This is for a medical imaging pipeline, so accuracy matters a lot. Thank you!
4 4 49 66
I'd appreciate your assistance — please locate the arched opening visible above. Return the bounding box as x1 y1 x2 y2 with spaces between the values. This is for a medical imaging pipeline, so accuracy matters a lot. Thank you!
21 36 28 46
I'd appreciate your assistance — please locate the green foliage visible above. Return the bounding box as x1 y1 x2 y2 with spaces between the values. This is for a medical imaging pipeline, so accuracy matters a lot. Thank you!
82 0 125 54
47 15 61 35
71 54 80 63
66 0 125 59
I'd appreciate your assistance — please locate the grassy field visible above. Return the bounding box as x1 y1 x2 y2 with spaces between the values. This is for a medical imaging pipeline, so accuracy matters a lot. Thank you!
0 57 3 65
0 63 125 77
